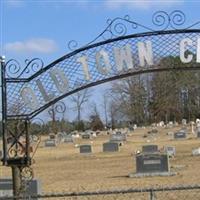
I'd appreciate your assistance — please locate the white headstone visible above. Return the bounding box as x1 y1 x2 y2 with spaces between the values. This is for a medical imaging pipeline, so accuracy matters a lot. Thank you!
192 147 200 156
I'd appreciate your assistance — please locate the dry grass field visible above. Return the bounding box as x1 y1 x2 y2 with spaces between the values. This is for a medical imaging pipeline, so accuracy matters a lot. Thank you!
1 126 200 199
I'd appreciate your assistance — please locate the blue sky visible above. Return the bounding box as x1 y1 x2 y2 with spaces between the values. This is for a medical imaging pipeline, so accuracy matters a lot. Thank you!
1 0 200 122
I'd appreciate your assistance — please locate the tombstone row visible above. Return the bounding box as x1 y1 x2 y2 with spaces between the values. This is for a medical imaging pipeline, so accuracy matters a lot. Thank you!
79 142 120 154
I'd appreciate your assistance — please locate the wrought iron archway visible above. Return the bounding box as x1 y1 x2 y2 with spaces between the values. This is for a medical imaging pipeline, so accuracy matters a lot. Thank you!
1 10 200 198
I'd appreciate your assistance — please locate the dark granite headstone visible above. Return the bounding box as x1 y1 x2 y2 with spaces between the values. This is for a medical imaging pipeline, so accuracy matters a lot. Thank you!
82 134 90 139
80 145 92 153
142 145 158 153
0 178 41 199
136 153 169 173
174 131 186 139
103 142 119 152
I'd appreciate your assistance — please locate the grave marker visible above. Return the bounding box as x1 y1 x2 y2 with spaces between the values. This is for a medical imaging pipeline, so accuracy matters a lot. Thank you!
103 142 119 152
82 134 90 139
136 153 169 173
192 148 200 156
57 132 65 143
182 119 187 126
196 127 200 138
64 135 74 143
110 133 126 143
44 139 57 147
174 131 186 139
164 146 176 157
0 178 41 199
142 145 158 153
80 145 92 153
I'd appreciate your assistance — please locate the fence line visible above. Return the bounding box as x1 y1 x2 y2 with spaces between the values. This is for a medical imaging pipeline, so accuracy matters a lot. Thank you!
1 184 200 200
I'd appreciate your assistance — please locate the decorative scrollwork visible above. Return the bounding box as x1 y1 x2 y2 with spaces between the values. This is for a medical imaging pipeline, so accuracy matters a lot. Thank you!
21 166 34 180
5 58 44 79
170 10 186 28
66 10 190 50
68 40 79 51
54 101 66 114
48 101 66 118
5 59 21 78
152 11 170 30
152 10 186 30
8 146 24 158
110 19 127 37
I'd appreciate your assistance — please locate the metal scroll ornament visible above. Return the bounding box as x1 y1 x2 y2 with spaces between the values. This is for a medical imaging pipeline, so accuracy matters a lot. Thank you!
152 10 186 30
5 58 44 79
66 10 192 51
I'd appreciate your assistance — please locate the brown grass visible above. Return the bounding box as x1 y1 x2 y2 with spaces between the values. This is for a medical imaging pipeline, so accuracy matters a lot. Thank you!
1 126 200 199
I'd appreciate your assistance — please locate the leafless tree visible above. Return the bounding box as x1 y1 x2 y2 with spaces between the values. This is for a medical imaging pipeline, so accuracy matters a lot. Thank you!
102 93 108 128
70 89 91 122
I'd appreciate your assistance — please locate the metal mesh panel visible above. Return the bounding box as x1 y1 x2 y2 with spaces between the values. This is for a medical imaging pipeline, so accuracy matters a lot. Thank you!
5 31 200 118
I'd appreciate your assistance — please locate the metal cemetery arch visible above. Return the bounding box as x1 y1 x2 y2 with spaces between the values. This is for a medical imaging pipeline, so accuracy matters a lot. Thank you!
1 10 200 197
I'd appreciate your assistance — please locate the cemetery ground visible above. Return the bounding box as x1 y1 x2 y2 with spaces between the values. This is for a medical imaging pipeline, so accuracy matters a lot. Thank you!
1 126 200 199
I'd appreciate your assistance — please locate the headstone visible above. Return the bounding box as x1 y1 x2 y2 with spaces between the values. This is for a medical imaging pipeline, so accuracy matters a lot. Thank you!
64 135 74 143
49 133 56 139
151 129 158 134
136 153 169 173
110 133 126 142
0 178 41 199
142 145 158 153
82 134 90 139
192 148 200 156
182 119 187 126
174 131 186 139
159 121 164 127
196 127 200 138
103 142 119 152
57 132 65 143
190 121 195 134
168 121 173 128
44 139 57 147
167 131 174 136
196 119 200 128
80 145 92 154
164 146 176 157
92 132 97 137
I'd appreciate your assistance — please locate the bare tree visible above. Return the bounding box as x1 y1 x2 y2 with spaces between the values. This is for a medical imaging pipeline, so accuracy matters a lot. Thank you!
48 101 66 133
70 89 91 122
110 76 147 125
102 93 108 128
